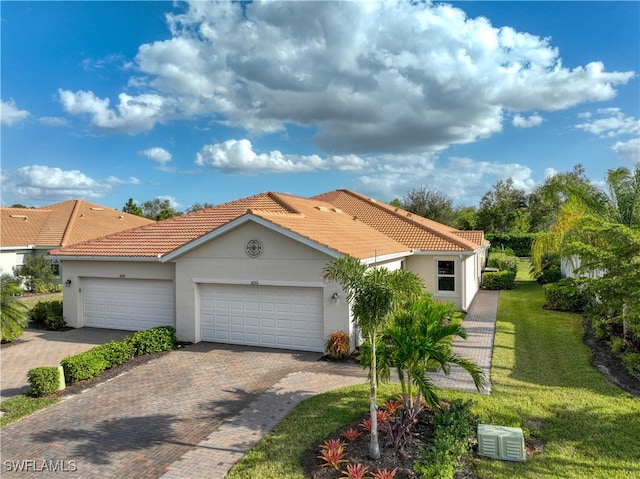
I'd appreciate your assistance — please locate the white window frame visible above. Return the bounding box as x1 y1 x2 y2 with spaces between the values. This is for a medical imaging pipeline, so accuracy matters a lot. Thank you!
436 259 456 294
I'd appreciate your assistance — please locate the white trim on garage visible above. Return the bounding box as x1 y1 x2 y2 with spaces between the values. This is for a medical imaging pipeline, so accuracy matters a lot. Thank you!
199 283 324 352
83 278 175 331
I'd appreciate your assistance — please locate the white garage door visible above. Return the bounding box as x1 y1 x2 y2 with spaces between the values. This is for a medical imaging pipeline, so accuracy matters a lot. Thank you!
200 284 324 352
83 278 175 331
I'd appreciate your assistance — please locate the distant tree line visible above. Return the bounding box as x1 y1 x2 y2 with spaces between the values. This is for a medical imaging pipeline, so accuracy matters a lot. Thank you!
391 164 597 234
122 198 214 221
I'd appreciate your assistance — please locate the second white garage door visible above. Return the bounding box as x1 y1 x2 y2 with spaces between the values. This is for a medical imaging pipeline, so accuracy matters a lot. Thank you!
200 284 324 352
83 278 175 331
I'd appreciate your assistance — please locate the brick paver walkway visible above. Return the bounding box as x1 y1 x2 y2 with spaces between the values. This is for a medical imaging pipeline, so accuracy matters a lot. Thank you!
1 328 131 399
430 289 499 394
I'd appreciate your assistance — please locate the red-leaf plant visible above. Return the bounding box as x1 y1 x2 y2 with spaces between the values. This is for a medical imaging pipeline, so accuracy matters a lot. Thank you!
359 417 372 432
341 463 369 479
342 427 362 442
318 438 347 470
371 467 399 479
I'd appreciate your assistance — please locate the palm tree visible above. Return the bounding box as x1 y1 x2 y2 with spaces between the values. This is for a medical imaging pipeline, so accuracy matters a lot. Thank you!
1 274 28 342
532 163 640 342
532 163 640 272
322 256 424 460
377 295 486 412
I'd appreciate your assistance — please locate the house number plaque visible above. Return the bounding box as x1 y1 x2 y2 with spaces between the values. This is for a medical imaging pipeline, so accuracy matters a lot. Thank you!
246 239 263 257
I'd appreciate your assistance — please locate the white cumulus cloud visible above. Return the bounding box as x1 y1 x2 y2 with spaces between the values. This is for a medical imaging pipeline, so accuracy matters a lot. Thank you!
139 147 172 165
195 138 365 174
612 138 640 164
38 116 68 127
355 156 535 206
513 114 544 128
576 108 640 137
59 1 634 155
12 165 137 201
1 99 30 126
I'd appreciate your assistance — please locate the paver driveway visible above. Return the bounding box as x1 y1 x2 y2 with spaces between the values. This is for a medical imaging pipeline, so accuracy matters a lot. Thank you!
1 328 131 400
0 343 367 478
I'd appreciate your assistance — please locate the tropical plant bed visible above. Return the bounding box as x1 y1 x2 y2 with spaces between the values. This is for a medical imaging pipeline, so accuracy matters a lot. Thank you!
301 408 438 479
582 318 640 396
301 405 542 479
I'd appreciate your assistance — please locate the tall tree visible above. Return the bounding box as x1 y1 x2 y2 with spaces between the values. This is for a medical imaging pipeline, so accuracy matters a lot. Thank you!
528 165 598 232
453 206 478 231
122 198 144 217
322 256 424 459
141 198 182 221
400 187 457 226
13 256 55 292
476 178 528 233
185 202 215 213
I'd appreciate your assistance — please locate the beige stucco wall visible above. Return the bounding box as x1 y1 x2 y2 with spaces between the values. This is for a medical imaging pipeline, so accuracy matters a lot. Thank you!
59 260 175 328
174 222 351 344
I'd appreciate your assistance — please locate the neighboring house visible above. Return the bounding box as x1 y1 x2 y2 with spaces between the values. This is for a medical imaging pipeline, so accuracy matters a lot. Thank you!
561 256 606 279
1 200 154 282
49 190 489 352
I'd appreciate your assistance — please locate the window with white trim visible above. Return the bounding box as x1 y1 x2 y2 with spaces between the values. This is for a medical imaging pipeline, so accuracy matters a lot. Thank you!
437 260 456 292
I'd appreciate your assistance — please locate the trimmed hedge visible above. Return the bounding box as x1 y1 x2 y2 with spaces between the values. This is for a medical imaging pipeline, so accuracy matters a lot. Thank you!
543 278 591 312
27 366 61 397
487 253 518 274
61 349 109 383
129 326 176 356
483 270 516 290
536 268 562 285
485 233 536 257
59 326 176 385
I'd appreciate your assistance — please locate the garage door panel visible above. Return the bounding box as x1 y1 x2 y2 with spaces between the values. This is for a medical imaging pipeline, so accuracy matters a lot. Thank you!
83 278 175 331
200 284 324 352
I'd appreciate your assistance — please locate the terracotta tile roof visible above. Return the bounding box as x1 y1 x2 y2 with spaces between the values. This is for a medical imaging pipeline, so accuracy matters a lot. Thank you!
314 189 487 252
50 192 410 260
1 200 154 248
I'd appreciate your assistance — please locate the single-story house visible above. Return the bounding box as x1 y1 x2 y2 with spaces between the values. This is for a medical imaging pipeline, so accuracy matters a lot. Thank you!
49 190 489 352
1 200 154 282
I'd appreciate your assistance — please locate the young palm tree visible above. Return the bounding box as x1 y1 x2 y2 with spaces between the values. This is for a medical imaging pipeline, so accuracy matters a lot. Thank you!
377 295 486 412
1 274 28 342
322 256 424 460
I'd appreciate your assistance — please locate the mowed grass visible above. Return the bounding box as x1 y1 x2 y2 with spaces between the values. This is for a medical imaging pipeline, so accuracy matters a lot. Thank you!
227 264 640 479
0 395 58 427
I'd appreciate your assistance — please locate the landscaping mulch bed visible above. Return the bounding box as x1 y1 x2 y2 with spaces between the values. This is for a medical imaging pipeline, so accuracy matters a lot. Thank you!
582 318 640 396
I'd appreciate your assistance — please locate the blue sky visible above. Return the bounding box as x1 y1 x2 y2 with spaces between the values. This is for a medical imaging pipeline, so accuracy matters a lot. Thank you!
1 1 638 211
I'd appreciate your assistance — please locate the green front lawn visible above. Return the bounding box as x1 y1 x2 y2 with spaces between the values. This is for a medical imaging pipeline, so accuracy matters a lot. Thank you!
0 394 58 427
228 279 640 479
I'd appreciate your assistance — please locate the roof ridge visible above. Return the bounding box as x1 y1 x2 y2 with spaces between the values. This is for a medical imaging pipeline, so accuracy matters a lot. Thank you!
60 200 81 247
336 189 479 250
267 192 303 215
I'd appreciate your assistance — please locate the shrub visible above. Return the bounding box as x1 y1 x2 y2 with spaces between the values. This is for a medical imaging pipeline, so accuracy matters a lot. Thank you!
536 268 562 284
318 439 347 470
61 349 109 383
13 256 55 292
543 278 591 312
94 340 134 368
487 253 518 274
482 270 516 290
414 400 476 479
44 315 66 331
29 300 64 329
27 366 61 397
129 326 176 356
485 233 536 257
621 353 640 379
325 331 350 360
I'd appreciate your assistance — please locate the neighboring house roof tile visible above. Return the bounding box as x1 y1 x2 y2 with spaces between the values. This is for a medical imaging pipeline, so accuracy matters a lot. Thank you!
1 200 154 248
313 189 487 252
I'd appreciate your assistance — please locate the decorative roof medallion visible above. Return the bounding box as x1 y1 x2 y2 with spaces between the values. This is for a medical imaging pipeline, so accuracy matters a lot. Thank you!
246 238 263 257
